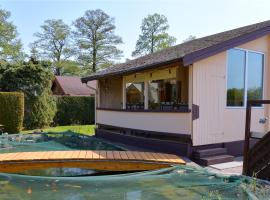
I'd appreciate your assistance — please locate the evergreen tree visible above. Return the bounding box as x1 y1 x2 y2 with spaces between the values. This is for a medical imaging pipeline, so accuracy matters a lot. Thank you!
132 13 176 57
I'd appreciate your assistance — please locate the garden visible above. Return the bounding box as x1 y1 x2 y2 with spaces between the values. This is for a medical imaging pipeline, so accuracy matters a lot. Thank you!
0 61 95 135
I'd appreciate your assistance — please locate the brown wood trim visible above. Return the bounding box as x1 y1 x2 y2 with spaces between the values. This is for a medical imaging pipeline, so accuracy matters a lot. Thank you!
95 129 192 156
97 123 192 143
243 100 270 175
97 107 191 113
81 59 182 82
183 26 270 66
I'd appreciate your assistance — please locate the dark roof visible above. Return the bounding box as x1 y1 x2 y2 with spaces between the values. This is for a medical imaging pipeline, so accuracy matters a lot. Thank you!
54 76 96 96
82 20 270 82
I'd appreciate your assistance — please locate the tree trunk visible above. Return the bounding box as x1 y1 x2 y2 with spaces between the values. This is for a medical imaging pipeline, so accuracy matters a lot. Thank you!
92 48 97 73
55 55 61 76
151 32 154 53
55 68 61 76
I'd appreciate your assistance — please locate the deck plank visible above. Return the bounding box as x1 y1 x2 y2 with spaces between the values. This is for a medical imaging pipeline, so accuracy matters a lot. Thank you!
112 151 122 160
137 152 149 160
99 151 107 159
78 151 87 159
0 150 185 173
92 151 100 159
0 153 17 161
125 151 136 160
106 151 115 160
85 151 93 159
119 151 129 160
143 152 157 161
155 153 172 163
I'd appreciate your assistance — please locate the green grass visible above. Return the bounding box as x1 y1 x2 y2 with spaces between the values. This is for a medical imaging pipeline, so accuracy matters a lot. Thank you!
22 125 96 136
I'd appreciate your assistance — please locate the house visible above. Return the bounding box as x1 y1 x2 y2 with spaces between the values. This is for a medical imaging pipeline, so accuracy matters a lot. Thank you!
82 20 270 163
52 76 96 96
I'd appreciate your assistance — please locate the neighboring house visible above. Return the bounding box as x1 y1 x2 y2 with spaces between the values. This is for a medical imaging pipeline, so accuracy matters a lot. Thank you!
52 76 96 96
82 20 270 163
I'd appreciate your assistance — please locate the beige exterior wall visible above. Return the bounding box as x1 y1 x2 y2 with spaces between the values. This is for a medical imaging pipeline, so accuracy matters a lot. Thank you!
192 35 270 146
98 64 189 110
99 77 123 109
97 109 192 134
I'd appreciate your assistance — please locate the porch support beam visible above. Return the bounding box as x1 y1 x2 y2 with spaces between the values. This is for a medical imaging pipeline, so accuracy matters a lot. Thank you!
122 77 126 109
96 80 100 108
144 79 149 110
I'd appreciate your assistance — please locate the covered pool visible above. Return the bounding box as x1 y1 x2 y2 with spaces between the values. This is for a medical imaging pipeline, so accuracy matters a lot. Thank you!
0 132 269 200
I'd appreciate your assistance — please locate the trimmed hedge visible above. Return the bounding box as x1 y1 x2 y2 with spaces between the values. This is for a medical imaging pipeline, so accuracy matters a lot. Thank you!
54 96 95 125
0 92 24 133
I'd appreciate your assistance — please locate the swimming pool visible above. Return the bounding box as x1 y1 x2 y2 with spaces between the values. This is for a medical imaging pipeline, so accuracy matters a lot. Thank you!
0 132 269 200
0 131 124 153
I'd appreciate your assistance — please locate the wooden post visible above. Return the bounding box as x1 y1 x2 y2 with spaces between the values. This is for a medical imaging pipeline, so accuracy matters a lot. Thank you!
176 66 181 102
188 65 193 110
144 80 149 110
243 99 270 175
96 80 100 108
122 77 126 109
243 101 252 175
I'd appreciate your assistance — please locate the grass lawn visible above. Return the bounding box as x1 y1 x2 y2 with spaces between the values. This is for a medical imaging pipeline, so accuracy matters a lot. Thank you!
22 125 95 136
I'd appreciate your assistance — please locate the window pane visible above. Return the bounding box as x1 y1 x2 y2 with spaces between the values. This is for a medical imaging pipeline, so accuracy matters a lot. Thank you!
247 52 264 104
227 49 246 107
148 78 187 110
126 82 144 109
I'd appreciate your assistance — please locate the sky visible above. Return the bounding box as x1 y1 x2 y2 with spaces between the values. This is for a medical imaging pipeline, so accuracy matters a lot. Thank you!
1 0 270 61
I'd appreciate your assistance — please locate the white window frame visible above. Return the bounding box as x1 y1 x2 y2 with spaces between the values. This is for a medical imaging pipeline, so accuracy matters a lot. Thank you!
226 47 265 109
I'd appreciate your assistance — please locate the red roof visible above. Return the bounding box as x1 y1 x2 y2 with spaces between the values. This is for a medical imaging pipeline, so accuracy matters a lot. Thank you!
53 76 96 96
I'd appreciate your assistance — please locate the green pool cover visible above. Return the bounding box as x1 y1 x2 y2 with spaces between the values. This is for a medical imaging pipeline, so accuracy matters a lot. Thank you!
0 166 269 200
0 132 269 200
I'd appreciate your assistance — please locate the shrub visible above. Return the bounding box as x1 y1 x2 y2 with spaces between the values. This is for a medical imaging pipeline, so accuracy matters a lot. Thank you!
0 92 24 133
24 89 57 129
54 96 95 125
0 60 56 129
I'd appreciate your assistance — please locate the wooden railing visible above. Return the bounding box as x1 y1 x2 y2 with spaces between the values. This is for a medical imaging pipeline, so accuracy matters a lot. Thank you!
243 100 270 178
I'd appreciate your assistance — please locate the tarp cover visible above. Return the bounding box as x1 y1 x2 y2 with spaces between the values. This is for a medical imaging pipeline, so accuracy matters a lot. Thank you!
0 133 269 200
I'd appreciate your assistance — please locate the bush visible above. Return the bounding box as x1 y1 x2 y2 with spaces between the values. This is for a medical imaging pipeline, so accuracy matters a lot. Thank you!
54 96 95 125
0 92 24 133
24 89 57 129
0 60 56 129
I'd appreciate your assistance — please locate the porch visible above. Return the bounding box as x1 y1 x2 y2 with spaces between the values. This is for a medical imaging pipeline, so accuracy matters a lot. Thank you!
95 63 193 137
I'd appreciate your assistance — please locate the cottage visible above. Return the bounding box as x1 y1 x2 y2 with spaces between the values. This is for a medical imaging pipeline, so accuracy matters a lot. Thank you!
82 20 270 164
52 76 96 96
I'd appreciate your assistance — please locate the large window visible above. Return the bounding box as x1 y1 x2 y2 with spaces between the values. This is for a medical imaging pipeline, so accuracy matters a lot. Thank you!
126 82 144 109
227 49 264 107
148 79 178 110
247 52 264 103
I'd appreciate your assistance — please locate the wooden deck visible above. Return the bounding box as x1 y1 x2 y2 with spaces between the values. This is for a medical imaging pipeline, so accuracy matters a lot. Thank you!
0 150 185 173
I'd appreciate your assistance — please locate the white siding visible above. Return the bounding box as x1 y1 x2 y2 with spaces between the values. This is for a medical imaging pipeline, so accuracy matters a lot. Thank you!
192 35 270 146
97 110 192 135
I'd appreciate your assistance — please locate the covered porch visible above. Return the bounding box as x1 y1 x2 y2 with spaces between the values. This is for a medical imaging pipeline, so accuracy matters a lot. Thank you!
95 62 193 137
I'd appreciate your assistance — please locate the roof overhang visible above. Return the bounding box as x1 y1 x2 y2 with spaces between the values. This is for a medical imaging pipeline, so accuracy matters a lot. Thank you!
82 24 270 83
81 58 182 83
183 25 270 65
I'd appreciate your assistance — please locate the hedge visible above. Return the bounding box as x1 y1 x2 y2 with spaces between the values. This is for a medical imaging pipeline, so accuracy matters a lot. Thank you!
0 92 24 133
54 96 95 125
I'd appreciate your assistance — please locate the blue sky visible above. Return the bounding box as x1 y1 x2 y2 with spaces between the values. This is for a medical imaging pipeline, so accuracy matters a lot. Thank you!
1 0 270 60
